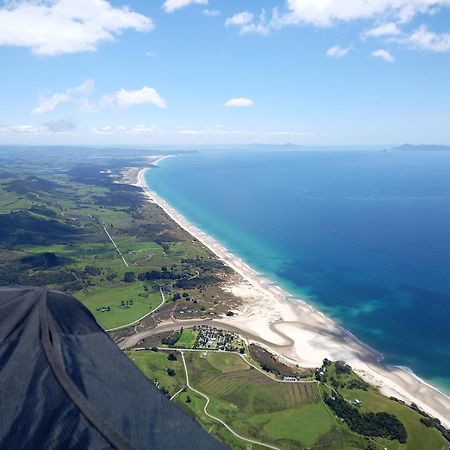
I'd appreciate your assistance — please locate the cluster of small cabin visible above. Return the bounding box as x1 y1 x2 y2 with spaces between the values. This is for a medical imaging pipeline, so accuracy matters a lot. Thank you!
194 327 240 351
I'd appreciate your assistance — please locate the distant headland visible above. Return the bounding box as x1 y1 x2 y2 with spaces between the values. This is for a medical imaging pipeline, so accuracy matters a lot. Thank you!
392 144 450 152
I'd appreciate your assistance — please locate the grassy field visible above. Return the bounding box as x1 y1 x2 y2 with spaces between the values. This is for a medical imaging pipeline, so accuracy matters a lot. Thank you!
207 352 249 373
75 286 162 329
248 403 334 447
182 352 337 449
128 349 449 450
174 329 199 348
127 350 185 397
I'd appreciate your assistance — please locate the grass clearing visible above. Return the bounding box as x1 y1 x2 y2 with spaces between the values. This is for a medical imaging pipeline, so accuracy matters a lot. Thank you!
249 403 334 447
175 329 199 348
75 285 162 329
207 352 250 374
127 350 185 397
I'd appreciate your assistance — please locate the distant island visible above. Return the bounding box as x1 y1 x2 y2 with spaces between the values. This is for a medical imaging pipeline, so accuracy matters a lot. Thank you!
392 144 450 152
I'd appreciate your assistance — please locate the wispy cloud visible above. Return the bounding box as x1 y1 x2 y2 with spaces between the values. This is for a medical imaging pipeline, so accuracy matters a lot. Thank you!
203 9 220 17
163 0 207 13
225 10 270 35
224 97 254 107
0 0 152 56
404 25 450 52
33 80 95 115
33 81 166 115
364 22 402 38
44 119 77 133
326 45 351 58
372 48 395 62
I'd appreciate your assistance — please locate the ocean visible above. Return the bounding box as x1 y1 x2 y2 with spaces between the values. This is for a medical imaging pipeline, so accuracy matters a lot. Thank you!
145 148 450 394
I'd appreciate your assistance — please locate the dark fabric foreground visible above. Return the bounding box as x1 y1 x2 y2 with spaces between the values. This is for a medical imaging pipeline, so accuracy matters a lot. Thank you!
0 286 228 450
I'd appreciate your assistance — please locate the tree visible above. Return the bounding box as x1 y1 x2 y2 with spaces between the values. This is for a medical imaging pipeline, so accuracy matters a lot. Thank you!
186 396 191 403
167 368 176 377
167 353 177 361
123 271 136 283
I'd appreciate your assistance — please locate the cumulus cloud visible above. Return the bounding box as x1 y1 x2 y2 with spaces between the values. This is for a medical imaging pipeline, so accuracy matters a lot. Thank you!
372 48 395 62
326 45 351 58
225 1 450 56
405 25 450 51
224 97 254 107
163 0 207 13
280 0 450 27
103 87 167 109
0 0 153 56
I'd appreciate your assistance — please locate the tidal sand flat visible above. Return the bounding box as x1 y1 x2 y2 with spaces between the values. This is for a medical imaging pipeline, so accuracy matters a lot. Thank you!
131 151 450 428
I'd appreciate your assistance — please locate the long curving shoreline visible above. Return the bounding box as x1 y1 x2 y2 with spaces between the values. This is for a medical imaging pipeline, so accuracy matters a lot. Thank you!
132 157 450 428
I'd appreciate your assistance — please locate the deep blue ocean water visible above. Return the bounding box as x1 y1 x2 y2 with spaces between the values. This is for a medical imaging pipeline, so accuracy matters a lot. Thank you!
146 149 450 393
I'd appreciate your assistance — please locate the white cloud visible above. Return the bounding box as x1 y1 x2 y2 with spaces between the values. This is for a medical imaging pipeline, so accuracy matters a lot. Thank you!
203 9 220 17
33 80 95 114
225 11 254 27
372 48 395 62
103 87 167 109
0 124 41 134
163 0 207 13
0 0 153 56
326 45 351 58
281 0 450 27
33 93 72 115
224 2 450 57
405 25 450 51
225 10 270 35
224 97 254 107
33 81 166 114
365 22 402 37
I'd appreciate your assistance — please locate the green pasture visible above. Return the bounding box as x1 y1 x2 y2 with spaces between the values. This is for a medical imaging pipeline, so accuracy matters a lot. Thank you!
174 329 199 348
75 285 162 329
127 350 185 397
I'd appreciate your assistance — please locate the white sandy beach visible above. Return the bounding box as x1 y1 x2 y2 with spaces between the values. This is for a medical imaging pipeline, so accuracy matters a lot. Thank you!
132 158 450 428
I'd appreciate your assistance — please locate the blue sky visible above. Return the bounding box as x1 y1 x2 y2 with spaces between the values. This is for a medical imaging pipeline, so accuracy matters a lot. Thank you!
0 0 449 146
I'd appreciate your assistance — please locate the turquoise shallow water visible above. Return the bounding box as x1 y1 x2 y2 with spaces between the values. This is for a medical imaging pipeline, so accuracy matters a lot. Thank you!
146 149 450 394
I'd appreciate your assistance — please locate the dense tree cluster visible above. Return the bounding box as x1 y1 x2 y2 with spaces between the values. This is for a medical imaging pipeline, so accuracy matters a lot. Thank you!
138 270 178 281
324 394 407 443
162 331 181 347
